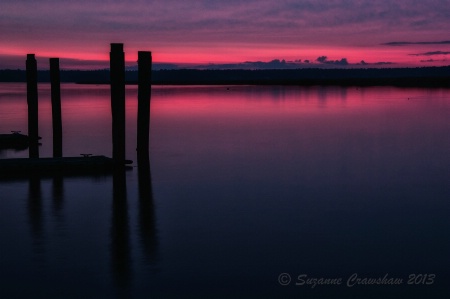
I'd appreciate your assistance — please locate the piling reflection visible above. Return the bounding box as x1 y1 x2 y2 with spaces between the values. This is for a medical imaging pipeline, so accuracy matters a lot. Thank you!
27 175 44 256
110 169 131 297
52 176 64 224
137 153 158 264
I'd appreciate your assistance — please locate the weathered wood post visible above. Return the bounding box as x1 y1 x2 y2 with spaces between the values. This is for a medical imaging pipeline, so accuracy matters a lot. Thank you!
136 50 156 258
50 58 62 157
110 43 126 166
137 51 152 156
26 54 39 158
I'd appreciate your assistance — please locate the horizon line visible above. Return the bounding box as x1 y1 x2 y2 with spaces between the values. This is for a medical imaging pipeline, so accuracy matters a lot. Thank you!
2 65 450 71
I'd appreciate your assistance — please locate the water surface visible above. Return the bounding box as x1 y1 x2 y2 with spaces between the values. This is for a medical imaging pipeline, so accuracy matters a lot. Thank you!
0 83 449 298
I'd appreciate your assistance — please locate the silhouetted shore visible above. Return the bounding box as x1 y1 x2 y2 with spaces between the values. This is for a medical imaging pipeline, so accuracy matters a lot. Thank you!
1 67 449 87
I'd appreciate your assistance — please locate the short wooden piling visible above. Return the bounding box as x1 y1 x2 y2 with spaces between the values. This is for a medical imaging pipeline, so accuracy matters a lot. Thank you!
26 54 39 158
110 43 126 166
137 51 152 155
50 58 62 157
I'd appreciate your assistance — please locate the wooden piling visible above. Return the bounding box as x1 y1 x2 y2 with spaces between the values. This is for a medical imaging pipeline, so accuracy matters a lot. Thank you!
50 58 62 157
137 51 152 155
110 43 126 166
26 54 39 158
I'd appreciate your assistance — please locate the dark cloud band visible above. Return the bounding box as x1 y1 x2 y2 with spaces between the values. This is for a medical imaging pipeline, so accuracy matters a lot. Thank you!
409 51 450 56
382 40 450 46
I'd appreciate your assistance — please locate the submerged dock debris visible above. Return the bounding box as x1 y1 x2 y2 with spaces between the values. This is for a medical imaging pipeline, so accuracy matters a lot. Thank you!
0 132 40 151
0 155 133 179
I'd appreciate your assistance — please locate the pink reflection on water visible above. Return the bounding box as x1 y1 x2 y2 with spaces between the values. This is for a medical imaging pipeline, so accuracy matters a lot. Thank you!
147 85 450 185
1 83 449 175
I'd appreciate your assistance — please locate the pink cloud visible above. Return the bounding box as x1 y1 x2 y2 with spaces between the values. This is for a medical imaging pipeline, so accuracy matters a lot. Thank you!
0 0 449 68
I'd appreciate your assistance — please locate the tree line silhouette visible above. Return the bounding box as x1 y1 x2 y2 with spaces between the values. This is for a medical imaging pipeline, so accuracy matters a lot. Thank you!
0 66 449 86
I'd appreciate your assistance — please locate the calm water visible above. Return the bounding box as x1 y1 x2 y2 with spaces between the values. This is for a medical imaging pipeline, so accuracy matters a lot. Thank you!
0 83 449 299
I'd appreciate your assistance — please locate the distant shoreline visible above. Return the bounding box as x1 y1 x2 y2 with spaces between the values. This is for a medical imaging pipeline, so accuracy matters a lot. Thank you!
0 67 449 87
76 78 450 87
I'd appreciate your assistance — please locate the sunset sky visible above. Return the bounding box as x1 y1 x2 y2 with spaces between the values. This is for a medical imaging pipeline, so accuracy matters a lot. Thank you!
0 0 449 69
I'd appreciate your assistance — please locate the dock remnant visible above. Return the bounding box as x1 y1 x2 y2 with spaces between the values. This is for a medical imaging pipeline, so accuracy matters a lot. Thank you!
1 48 141 179
50 58 62 157
110 43 126 166
0 132 31 150
137 51 152 155
0 155 132 179
26 54 39 158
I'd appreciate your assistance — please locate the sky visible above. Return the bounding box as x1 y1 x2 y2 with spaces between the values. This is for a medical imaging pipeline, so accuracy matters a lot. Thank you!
0 0 450 69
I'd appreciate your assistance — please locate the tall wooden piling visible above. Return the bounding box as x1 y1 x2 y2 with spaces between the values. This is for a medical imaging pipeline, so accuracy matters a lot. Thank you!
50 58 62 157
137 51 152 155
26 54 39 158
110 44 126 166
